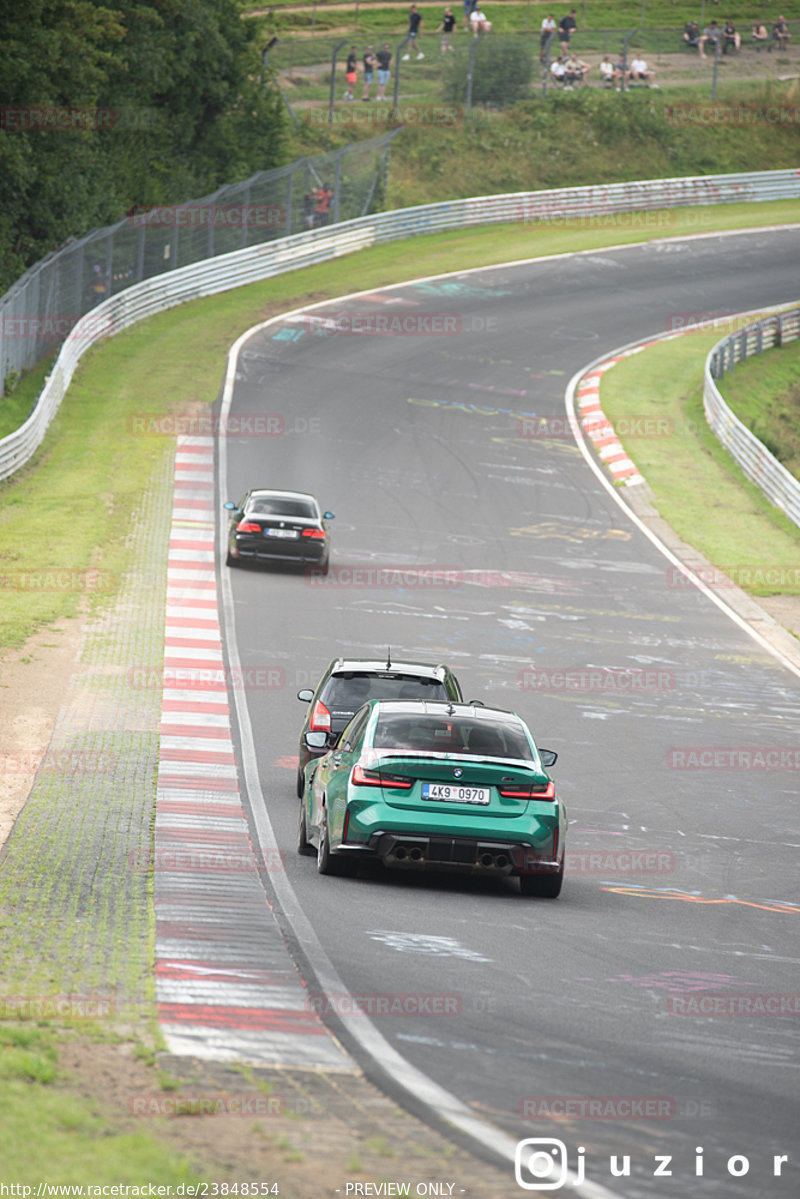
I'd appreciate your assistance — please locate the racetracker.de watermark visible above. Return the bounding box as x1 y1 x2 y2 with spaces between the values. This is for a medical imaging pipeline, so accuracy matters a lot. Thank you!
126 414 320 437
128 666 286 690
306 566 462 588
127 204 286 229
0 570 116 593
517 416 673 440
128 1094 285 1116
666 102 800 126
666 748 800 770
300 312 461 336
0 995 113 1019
127 849 286 873
1 314 115 340
305 992 462 1016
518 667 676 692
516 207 676 230
0 106 156 131
665 311 778 335
519 1097 677 1120
0 751 117 776
668 993 800 1017
666 564 800 589
305 103 463 127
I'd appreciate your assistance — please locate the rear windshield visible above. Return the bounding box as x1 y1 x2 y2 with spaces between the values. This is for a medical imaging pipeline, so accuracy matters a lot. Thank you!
322 673 447 719
248 497 317 518
372 713 533 760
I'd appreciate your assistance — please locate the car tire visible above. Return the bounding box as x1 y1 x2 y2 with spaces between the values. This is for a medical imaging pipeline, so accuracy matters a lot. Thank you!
297 800 315 856
519 866 563 898
296 767 305 799
226 547 238 567
320 555 330 577
316 809 352 876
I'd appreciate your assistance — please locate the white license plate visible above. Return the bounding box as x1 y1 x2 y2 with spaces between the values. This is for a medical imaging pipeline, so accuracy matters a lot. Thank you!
421 783 490 805
265 528 298 539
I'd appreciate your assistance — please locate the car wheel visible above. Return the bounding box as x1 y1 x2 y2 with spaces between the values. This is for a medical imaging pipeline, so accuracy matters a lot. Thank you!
297 800 315 856
226 546 238 567
320 554 330 577
316 809 351 876
296 767 305 799
519 866 563 898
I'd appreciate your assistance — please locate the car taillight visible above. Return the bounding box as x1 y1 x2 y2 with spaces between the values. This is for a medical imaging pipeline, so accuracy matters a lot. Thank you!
236 520 261 533
301 528 326 539
498 780 556 800
309 701 331 732
352 765 413 789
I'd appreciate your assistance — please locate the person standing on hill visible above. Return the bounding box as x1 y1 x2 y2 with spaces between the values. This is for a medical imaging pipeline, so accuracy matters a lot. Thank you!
558 8 577 54
376 43 392 99
540 13 557 60
437 6 457 51
362 45 376 99
343 46 357 99
403 4 425 58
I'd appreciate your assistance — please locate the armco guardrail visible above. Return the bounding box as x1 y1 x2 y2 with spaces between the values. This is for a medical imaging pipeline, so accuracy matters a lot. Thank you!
705 308 800 529
2 168 800 483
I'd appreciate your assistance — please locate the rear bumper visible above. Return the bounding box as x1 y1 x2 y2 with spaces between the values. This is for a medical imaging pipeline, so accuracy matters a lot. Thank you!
231 536 327 565
333 831 562 876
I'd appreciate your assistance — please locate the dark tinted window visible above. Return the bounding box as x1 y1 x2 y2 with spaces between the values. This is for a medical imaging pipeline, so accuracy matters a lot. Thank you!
322 673 447 719
372 714 533 760
248 496 317 518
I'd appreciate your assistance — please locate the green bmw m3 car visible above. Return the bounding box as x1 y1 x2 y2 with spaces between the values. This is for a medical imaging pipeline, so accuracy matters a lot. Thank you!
297 700 565 897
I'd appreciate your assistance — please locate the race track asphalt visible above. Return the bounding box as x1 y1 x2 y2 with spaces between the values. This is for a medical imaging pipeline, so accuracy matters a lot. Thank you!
219 229 800 1199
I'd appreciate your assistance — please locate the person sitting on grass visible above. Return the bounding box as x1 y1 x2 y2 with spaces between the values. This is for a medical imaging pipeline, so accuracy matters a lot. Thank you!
599 54 620 86
550 56 567 86
470 5 492 35
699 20 721 58
683 19 700 48
627 52 655 84
772 15 791 49
565 52 590 86
722 19 741 51
752 20 769 46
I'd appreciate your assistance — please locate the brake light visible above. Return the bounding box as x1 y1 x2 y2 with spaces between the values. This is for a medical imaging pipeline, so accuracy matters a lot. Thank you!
236 520 261 533
309 701 331 732
352 765 413 789
352 765 383 787
301 528 326 539
498 780 556 800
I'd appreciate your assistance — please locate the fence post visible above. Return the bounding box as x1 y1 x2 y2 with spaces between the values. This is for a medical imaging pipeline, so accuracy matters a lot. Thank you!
392 36 412 118
334 149 343 224
329 39 349 124
620 28 639 92
542 31 556 97
286 169 293 237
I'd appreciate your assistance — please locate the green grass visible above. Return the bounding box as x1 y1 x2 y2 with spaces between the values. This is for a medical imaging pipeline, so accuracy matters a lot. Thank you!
718 337 800 478
1 197 798 648
599 329 800 597
0 1024 200 1184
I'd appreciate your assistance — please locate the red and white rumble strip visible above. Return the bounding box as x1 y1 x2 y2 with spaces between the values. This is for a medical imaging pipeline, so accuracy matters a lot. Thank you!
575 345 658 485
155 435 352 1069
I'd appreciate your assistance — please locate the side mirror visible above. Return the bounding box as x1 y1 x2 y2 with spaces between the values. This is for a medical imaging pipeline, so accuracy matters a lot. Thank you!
224 501 236 510
297 689 314 703
304 731 329 751
323 511 335 520
540 748 558 768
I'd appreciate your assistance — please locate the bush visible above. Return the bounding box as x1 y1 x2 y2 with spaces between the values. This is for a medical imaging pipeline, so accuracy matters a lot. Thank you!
443 39 534 107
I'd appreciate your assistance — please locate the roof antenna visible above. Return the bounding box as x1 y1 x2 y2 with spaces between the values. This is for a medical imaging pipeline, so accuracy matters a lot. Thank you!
386 647 392 669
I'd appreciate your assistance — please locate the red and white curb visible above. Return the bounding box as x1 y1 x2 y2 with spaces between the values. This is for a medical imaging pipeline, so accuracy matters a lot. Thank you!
575 344 659 486
154 435 353 1069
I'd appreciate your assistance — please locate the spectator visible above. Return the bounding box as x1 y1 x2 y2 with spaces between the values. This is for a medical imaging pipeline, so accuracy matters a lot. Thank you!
376 43 392 99
599 54 620 86
550 56 567 86
470 5 492 34
540 13 557 60
772 15 791 49
565 51 590 85
462 0 476 31
303 189 316 230
343 46 357 100
362 45 376 99
683 19 700 48
314 182 334 227
436 6 457 51
752 20 769 46
558 8 577 54
402 4 424 58
699 20 721 58
627 52 655 83
722 19 741 51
